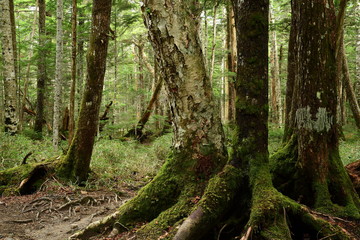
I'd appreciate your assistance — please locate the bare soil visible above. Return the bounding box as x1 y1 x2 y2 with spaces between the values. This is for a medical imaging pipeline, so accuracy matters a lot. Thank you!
0 182 135 240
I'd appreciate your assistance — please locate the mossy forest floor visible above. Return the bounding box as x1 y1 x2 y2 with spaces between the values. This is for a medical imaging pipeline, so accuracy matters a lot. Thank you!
0 124 359 239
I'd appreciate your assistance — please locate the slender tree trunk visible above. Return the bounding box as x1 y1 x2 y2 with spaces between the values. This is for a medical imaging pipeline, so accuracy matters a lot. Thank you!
269 6 282 126
57 0 112 183
77 9 85 115
342 43 360 129
209 2 219 83
356 0 360 100
1 0 19 134
203 5 208 67
20 4 38 131
53 0 64 149
9 0 19 124
68 0 77 144
224 3 236 123
34 0 47 135
125 42 162 139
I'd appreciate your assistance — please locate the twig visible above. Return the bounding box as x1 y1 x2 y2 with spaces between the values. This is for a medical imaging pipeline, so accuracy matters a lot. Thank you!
7 219 33 224
21 152 32 165
217 224 228 240
240 227 252 240
319 233 339 240
52 176 67 191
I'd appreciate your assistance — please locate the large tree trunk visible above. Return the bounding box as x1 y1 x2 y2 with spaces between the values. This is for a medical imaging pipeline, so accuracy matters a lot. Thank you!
57 0 112 183
34 0 47 135
1 0 19 134
272 0 360 215
53 0 64 149
69 1 359 239
71 1 228 239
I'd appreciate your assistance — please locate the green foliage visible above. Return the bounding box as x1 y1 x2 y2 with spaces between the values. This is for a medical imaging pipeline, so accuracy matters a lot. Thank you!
0 131 61 171
268 125 284 155
89 133 172 188
340 124 360 166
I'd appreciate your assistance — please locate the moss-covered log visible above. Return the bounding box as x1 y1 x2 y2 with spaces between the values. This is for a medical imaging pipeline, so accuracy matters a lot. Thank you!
0 159 57 196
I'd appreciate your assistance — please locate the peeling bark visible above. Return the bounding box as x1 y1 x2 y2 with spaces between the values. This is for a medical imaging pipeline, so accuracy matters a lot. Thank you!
1 0 19 134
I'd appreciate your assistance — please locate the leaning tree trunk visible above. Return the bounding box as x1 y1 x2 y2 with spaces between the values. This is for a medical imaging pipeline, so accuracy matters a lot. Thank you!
1 0 19 134
271 0 360 216
57 0 112 183
34 0 47 135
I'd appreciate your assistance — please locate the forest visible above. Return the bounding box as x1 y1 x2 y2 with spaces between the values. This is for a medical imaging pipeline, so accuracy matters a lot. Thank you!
1 0 360 239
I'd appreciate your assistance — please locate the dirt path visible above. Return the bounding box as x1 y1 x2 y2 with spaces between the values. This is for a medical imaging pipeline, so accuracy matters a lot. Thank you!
0 187 132 240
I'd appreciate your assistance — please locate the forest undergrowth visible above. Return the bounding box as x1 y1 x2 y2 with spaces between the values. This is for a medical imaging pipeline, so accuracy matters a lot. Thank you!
0 123 359 239
1 123 359 189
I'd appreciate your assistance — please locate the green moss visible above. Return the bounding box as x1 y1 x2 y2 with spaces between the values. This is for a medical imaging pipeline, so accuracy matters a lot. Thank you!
0 160 56 195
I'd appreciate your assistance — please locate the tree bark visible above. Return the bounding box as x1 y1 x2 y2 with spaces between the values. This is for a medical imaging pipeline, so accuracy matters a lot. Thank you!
1 0 19 134
68 0 77 144
342 43 360 129
269 6 282 126
209 1 219 84
77 9 85 116
69 1 360 239
283 0 299 141
272 0 360 215
355 0 360 102
224 3 236 124
20 3 38 132
34 0 47 135
57 0 112 183
71 1 228 238
53 0 64 149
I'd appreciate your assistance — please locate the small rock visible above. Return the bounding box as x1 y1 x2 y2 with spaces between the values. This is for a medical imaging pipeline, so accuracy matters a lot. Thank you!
70 224 78 230
63 217 69 221
0 201 5 206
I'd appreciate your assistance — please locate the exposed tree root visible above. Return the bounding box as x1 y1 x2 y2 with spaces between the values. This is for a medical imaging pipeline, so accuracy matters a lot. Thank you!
346 160 360 194
70 163 359 240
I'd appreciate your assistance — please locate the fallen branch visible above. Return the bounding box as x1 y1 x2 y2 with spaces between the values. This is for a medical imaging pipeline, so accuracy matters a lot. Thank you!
21 152 33 165
7 219 33 224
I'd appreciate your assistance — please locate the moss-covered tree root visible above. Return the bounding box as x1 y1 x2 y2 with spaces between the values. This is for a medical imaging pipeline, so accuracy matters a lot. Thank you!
70 162 358 240
0 159 57 196
271 141 360 220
